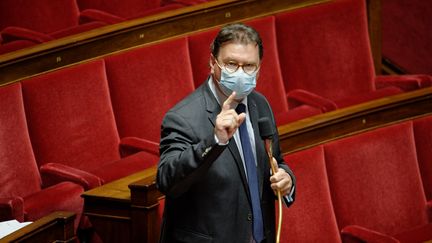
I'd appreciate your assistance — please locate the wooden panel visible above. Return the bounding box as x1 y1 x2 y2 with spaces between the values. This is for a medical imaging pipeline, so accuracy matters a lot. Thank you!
82 166 163 243
0 211 76 243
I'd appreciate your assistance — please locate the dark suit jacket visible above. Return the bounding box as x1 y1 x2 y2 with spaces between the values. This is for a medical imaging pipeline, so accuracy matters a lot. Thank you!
157 80 296 243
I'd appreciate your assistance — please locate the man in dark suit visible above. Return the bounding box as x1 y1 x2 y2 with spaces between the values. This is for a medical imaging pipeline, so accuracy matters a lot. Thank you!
157 23 296 243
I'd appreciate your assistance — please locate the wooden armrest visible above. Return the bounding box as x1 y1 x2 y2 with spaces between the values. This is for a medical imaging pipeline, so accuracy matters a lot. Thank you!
0 211 76 243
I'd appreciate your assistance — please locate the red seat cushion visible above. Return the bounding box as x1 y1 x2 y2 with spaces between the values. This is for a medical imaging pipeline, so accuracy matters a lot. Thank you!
24 182 84 230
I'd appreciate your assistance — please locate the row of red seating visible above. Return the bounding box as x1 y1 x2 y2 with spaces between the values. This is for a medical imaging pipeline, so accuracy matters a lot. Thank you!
0 0 209 54
188 0 432 113
281 117 432 242
0 0 431 240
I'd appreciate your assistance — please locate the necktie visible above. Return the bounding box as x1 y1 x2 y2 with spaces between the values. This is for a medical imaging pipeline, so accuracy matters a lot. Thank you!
236 103 264 243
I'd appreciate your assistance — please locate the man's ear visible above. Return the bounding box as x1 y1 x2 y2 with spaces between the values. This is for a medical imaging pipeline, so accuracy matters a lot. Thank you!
209 55 216 74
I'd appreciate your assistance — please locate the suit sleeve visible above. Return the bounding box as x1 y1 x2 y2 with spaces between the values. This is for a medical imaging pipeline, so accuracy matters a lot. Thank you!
274 125 296 207
156 110 227 198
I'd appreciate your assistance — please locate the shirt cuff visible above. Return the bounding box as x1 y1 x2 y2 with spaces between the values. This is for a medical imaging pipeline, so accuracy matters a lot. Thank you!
214 134 229 146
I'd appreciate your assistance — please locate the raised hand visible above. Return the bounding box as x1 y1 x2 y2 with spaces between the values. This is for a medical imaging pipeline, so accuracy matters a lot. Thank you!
214 92 246 144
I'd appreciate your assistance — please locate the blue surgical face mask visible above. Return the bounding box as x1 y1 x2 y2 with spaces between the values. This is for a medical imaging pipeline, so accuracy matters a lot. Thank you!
218 68 257 100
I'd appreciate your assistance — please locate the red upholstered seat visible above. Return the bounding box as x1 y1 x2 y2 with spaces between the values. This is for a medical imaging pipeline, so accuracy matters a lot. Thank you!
413 115 432 201
21 60 157 190
104 38 194 230
0 83 84 231
77 0 162 19
77 0 184 25
0 0 105 45
382 0 432 74
324 122 432 242
281 146 341 242
187 16 321 125
104 37 195 153
275 0 429 112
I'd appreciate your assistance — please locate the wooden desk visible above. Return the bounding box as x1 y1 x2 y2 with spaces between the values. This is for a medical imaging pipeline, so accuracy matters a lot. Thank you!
0 211 76 243
82 166 163 243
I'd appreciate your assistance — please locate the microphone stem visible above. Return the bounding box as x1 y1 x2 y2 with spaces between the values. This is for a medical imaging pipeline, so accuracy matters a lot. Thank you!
265 140 282 243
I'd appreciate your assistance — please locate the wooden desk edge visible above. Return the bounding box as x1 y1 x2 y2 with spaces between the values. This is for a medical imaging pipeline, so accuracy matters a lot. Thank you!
0 211 75 243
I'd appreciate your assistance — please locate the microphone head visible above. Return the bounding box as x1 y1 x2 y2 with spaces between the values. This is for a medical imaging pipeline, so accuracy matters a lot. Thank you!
258 117 274 139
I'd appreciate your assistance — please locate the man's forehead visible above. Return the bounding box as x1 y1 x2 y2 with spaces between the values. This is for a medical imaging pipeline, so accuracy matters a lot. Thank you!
218 42 260 60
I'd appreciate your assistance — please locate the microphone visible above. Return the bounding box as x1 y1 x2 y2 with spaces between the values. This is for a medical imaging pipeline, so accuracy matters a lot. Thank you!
258 117 282 243
258 117 275 173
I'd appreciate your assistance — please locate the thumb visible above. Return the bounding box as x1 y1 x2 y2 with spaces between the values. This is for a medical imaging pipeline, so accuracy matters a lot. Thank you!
237 112 246 126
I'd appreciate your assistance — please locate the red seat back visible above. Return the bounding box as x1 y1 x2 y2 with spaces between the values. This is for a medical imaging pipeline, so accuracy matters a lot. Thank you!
77 0 161 19
413 115 432 200
275 0 375 102
0 83 41 199
22 60 121 172
382 0 432 74
282 146 341 242
324 122 428 235
105 37 195 142
0 0 80 33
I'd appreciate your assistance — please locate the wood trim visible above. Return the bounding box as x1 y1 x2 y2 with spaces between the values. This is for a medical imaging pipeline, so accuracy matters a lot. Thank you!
0 0 331 86
0 211 76 243
82 166 163 243
129 177 163 243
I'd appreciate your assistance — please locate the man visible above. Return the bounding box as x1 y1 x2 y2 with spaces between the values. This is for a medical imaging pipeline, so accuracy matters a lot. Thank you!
157 23 296 243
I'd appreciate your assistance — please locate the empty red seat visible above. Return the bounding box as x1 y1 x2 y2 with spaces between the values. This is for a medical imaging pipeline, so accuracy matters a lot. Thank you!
281 146 341 242
413 115 432 201
382 0 432 74
0 0 105 44
0 83 84 231
324 122 432 242
104 37 195 156
104 38 195 232
78 0 184 25
21 60 157 190
77 0 161 19
275 0 428 112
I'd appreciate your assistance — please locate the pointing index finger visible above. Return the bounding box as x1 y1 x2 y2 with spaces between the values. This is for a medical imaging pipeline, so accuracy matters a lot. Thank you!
222 91 236 111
